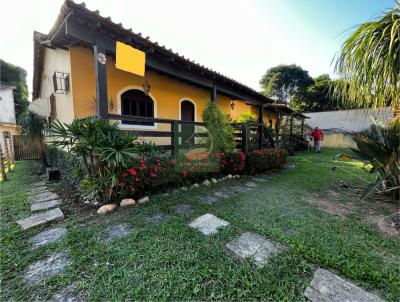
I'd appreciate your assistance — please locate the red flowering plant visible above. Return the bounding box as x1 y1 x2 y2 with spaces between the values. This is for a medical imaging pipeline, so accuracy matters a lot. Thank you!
247 148 288 175
217 151 246 175
118 158 178 197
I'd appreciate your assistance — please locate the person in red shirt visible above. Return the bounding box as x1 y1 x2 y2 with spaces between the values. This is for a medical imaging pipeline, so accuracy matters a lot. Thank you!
311 127 324 153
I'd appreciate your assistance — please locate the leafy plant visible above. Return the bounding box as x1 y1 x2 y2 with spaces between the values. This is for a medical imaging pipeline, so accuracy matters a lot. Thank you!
333 5 400 109
247 148 288 174
136 140 162 160
351 119 400 199
202 102 236 153
235 111 258 124
50 117 138 203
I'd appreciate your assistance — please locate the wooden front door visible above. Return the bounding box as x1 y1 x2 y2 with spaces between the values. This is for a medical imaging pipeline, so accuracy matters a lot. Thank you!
180 100 195 147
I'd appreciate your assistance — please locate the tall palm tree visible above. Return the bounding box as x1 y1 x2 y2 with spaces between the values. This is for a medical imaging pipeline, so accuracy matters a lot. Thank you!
334 3 400 112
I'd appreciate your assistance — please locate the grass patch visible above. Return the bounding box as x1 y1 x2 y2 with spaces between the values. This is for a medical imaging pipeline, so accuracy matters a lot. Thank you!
1 150 399 301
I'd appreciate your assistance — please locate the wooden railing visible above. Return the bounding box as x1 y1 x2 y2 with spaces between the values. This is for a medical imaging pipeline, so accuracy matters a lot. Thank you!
108 114 275 157
0 137 15 181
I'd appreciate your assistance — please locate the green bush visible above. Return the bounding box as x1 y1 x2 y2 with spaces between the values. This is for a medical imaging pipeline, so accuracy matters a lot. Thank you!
247 148 288 174
235 111 258 124
351 118 400 199
218 151 246 175
50 117 138 203
202 102 236 153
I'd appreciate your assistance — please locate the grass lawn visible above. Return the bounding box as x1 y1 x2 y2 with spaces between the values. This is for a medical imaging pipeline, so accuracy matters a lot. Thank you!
1 149 399 301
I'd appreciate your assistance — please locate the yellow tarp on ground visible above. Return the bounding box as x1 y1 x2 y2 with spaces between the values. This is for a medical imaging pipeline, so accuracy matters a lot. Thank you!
115 41 145 77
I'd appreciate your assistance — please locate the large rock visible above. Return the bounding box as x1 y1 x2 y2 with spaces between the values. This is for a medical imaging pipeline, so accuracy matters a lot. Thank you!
189 213 229 235
137 196 149 205
120 198 135 207
24 252 71 284
17 208 64 230
226 232 284 268
97 204 117 215
30 227 67 250
304 269 385 302
31 199 61 212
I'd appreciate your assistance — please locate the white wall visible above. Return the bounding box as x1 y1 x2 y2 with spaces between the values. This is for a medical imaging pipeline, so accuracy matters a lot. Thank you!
30 47 74 123
306 108 392 132
305 108 392 148
0 88 16 124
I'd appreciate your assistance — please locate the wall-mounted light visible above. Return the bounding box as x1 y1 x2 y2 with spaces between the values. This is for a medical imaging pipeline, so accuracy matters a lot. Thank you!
230 101 236 110
143 80 151 96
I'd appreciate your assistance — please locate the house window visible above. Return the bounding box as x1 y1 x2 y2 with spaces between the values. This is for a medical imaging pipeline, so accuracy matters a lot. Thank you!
121 89 154 126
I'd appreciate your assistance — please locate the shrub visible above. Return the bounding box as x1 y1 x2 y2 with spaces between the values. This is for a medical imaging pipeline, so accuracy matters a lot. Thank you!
118 157 213 197
235 111 258 124
247 148 288 174
202 102 236 153
351 119 400 199
50 117 138 203
218 151 246 175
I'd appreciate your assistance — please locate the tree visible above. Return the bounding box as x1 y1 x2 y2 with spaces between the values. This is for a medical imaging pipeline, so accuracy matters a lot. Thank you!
259 64 313 103
0 59 29 118
333 5 400 110
291 74 349 112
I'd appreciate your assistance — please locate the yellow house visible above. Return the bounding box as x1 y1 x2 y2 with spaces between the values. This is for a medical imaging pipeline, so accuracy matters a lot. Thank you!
32 0 285 152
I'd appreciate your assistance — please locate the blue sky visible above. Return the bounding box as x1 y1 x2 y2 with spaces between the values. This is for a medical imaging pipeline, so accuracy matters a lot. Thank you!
0 0 396 96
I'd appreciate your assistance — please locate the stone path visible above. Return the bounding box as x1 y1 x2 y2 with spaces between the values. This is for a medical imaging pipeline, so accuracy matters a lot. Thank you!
24 252 71 284
17 208 65 230
304 269 385 302
16 180 65 230
226 232 284 268
105 224 132 241
48 283 81 302
175 204 193 214
189 213 229 235
145 213 169 224
30 227 67 250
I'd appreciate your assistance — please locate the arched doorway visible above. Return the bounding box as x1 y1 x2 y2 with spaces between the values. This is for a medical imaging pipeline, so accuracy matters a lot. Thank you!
180 100 195 147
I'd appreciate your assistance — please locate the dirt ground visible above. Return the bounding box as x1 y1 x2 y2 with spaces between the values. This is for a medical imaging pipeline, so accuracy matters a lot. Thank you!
307 188 399 237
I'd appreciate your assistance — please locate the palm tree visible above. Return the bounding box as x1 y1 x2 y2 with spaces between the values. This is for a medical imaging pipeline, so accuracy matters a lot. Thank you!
333 4 400 111
19 111 48 167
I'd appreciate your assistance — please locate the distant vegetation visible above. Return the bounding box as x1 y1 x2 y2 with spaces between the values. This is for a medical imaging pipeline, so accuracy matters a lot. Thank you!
0 59 29 118
259 64 349 113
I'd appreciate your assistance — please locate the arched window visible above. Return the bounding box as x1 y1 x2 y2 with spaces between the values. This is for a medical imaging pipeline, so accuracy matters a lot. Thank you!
121 89 154 125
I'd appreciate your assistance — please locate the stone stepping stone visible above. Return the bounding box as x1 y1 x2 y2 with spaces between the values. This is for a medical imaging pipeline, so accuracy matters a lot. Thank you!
24 252 71 284
189 213 229 235
30 227 67 250
32 180 46 187
29 192 59 203
31 199 61 212
145 213 168 224
28 186 47 193
175 204 193 214
48 283 80 302
231 186 251 193
304 269 384 302
105 224 132 241
17 208 64 230
198 195 218 205
226 232 284 268
244 181 257 188
213 188 235 199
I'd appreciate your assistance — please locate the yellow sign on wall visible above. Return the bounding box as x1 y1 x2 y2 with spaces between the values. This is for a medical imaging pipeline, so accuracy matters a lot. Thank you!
115 41 146 77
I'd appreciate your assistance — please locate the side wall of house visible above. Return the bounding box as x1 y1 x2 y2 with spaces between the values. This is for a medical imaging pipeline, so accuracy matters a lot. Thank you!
69 47 266 126
0 89 16 124
35 48 75 123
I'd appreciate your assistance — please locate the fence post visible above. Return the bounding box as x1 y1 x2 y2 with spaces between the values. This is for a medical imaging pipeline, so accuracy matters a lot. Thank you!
171 120 179 158
0 143 7 181
258 123 264 149
242 124 249 154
